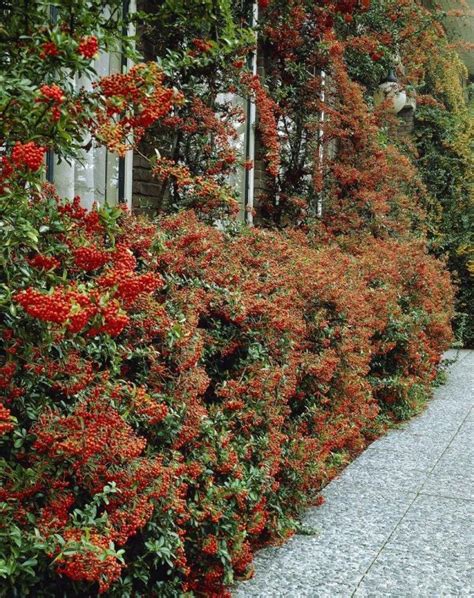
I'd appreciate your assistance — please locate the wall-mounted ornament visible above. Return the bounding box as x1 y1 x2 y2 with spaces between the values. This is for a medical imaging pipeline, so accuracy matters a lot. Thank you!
374 69 408 114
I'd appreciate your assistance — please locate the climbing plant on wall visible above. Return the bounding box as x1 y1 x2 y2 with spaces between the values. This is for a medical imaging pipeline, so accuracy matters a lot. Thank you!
251 0 472 343
132 0 255 217
409 30 473 345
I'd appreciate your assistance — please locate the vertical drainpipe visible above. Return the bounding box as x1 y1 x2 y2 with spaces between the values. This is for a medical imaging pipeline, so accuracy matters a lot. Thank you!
243 1 258 226
317 69 326 219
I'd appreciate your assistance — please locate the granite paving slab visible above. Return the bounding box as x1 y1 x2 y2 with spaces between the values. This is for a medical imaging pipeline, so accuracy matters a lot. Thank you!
352 547 473 597
386 494 474 556
234 350 474 597
421 470 474 501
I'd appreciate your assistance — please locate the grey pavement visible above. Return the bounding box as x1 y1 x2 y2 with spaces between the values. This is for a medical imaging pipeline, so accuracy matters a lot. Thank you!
234 350 474 598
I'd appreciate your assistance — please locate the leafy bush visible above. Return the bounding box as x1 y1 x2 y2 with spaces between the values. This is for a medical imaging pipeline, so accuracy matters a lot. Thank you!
0 190 453 595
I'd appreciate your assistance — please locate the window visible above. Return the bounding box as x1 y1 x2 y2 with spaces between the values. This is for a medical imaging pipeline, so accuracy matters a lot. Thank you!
217 91 256 224
47 3 134 209
231 0 258 224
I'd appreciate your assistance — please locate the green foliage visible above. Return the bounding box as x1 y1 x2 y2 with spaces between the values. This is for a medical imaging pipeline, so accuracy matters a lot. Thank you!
412 57 473 345
0 0 132 161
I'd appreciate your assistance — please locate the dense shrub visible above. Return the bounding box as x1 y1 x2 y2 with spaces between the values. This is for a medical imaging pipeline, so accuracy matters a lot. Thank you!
0 190 453 595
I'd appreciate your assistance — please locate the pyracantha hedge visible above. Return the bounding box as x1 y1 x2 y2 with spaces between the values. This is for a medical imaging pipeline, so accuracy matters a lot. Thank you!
0 188 453 596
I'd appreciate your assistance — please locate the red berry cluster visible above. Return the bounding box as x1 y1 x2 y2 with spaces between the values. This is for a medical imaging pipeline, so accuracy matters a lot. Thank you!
94 64 181 156
73 246 109 272
37 492 75 536
14 280 134 338
29 390 169 589
240 74 280 178
55 530 123 594
0 362 16 389
28 254 60 271
11 142 46 172
39 84 64 104
67 294 98 334
116 272 163 305
335 0 371 13
14 288 71 324
26 351 94 397
37 84 65 121
190 38 213 55
232 541 253 576
98 302 129 337
39 41 60 59
98 244 164 306
202 535 219 555
78 36 99 59
0 404 14 435
153 157 239 215
14 287 99 333
133 387 168 425
0 156 13 182
58 195 87 221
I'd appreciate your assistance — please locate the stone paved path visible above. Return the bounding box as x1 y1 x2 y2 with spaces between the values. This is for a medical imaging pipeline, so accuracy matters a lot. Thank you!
234 350 474 597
